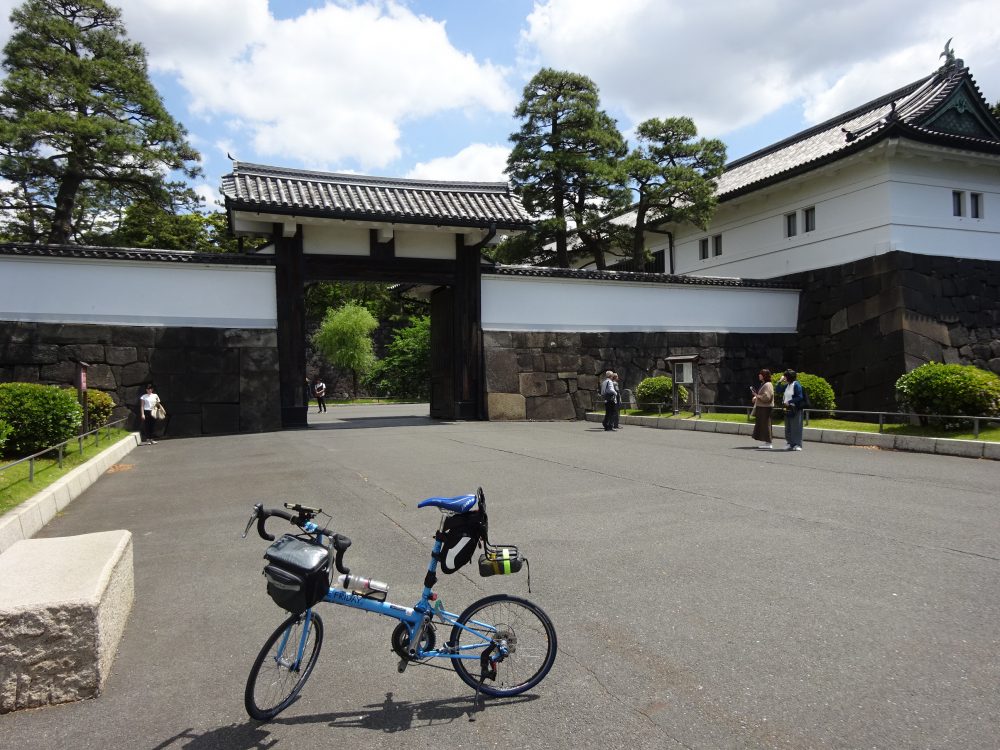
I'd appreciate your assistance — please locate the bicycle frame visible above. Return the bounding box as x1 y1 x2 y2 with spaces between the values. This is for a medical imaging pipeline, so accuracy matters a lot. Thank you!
285 516 493 667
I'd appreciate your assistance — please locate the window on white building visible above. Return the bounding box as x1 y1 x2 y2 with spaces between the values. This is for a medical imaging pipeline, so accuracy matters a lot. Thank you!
803 206 816 232
712 234 723 256
971 193 983 219
699 238 709 260
785 212 797 237
953 190 965 217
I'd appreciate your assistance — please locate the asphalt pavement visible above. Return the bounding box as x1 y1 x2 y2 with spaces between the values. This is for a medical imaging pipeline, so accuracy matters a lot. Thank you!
2 404 998 750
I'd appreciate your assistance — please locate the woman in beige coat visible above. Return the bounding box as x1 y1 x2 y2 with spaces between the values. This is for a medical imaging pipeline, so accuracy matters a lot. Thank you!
751 369 774 449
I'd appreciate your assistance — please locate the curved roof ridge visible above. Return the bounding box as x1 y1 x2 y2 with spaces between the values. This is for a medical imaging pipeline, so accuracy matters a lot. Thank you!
229 161 512 194
725 72 934 171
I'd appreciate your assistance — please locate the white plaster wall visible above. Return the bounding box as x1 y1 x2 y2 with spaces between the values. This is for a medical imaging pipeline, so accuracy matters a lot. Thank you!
302 224 369 255
654 142 1000 280
482 275 798 333
395 230 456 259
0 256 276 328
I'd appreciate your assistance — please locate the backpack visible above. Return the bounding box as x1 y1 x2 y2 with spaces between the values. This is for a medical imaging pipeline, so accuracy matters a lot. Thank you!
437 511 486 574
799 382 811 410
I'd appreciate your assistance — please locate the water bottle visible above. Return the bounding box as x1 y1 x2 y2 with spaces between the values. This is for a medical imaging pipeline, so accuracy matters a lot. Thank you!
335 573 389 601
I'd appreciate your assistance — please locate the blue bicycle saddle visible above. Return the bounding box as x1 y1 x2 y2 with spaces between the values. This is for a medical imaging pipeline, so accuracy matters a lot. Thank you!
417 494 478 513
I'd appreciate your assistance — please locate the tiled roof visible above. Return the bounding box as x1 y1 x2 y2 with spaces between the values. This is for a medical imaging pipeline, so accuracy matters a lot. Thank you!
717 61 1000 200
0 242 273 265
485 264 797 289
222 162 531 229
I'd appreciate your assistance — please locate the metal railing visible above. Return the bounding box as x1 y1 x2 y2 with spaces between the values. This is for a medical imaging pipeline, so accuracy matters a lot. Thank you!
622 402 1000 438
0 417 131 484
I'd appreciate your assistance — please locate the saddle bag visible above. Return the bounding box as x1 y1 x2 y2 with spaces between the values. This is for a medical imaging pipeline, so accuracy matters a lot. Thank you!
262 534 330 614
437 511 486 574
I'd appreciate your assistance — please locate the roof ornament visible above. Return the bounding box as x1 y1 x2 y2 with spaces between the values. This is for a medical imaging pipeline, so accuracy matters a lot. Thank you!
939 38 963 71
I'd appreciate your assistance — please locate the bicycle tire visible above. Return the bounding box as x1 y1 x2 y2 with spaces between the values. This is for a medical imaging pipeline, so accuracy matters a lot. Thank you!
449 594 557 697
245 611 324 720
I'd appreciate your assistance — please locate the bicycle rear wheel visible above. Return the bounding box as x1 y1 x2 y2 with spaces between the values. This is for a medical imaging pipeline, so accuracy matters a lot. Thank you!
245 611 324 720
449 594 557 697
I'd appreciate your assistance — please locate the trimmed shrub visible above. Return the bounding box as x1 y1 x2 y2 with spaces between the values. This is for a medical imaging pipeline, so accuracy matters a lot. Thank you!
772 372 837 415
0 382 83 456
0 419 11 454
65 388 115 428
895 362 1000 427
634 375 689 408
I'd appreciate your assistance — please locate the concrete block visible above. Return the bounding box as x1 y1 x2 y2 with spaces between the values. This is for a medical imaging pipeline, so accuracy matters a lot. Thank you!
855 432 895 450
0 530 134 713
893 435 937 454
821 429 857 445
656 418 679 429
14 504 44 539
634 416 658 428
983 442 1000 461
692 420 718 433
714 422 741 434
802 428 823 444
934 439 985 459
772 425 785 439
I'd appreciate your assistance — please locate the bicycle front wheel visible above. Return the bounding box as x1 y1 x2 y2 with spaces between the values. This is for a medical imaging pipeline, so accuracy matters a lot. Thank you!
449 594 557 697
245 611 324 720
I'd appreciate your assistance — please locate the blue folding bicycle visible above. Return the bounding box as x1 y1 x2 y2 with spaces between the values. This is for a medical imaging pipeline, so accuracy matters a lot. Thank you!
241 487 557 720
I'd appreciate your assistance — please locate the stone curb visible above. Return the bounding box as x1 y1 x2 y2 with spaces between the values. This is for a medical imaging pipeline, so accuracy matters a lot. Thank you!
593 413 997 460
0 433 141 555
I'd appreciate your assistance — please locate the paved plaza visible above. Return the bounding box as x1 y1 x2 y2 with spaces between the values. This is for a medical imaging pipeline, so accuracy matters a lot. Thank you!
2 404 998 749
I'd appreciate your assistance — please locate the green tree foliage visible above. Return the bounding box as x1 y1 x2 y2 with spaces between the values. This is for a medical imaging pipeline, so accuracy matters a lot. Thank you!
0 0 201 244
305 282 425 326
623 117 726 268
0 382 82 455
895 362 1000 426
311 303 378 398
634 375 688 407
506 68 626 268
364 316 430 399
85 203 239 252
77 388 114 427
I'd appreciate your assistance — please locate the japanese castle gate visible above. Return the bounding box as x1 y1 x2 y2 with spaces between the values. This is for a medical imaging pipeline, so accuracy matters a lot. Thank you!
222 162 532 427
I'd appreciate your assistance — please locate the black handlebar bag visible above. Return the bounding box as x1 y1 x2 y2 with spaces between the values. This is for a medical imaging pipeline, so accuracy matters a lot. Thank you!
262 534 330 614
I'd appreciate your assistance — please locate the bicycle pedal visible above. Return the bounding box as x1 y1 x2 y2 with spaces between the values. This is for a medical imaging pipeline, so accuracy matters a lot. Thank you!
397 658 408 674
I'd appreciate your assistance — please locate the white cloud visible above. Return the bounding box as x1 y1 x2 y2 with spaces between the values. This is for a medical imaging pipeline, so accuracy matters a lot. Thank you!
521 0 1000 139
120 1 515 171
406 143 510 182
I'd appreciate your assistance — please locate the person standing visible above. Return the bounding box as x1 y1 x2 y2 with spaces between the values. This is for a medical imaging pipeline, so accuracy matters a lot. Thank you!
138 383 161 445
313 376 327 413
600 370 617 431
611 372 622 430
780 369 805 451
750 368 774 449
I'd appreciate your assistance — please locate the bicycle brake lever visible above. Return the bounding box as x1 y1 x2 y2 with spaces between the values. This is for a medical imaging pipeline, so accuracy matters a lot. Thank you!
242 503 263 539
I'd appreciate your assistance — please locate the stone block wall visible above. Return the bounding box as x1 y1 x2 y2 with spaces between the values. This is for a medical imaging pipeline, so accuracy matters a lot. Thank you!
484 330 798 420
0 322 281 435
792 251 1000 412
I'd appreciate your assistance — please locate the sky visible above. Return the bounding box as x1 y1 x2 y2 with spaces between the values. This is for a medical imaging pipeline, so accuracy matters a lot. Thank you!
1 0 999 209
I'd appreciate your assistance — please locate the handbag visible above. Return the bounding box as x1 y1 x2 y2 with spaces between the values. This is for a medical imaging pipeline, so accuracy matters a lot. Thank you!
152 402 167 420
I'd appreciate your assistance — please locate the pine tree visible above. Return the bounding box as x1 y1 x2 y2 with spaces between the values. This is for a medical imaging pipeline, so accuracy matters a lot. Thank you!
0 0 201 244
506 69 625 268
623 117 726 269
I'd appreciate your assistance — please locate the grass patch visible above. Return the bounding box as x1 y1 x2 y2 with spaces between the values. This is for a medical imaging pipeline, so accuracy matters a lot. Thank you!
0 428 132 515
616 409 1000 442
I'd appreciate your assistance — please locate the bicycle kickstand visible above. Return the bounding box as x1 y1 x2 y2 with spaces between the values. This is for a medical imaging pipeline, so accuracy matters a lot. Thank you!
473 644 498 709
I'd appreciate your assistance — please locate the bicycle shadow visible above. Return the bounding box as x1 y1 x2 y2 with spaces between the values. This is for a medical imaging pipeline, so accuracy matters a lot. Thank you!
277 690 538 731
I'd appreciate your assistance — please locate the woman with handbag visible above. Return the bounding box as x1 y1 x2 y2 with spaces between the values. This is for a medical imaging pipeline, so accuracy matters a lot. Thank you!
750 368 774 449
139 383 163 445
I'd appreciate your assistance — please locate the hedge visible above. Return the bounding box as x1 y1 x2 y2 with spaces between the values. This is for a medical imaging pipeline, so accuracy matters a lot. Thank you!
0 383 83 456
